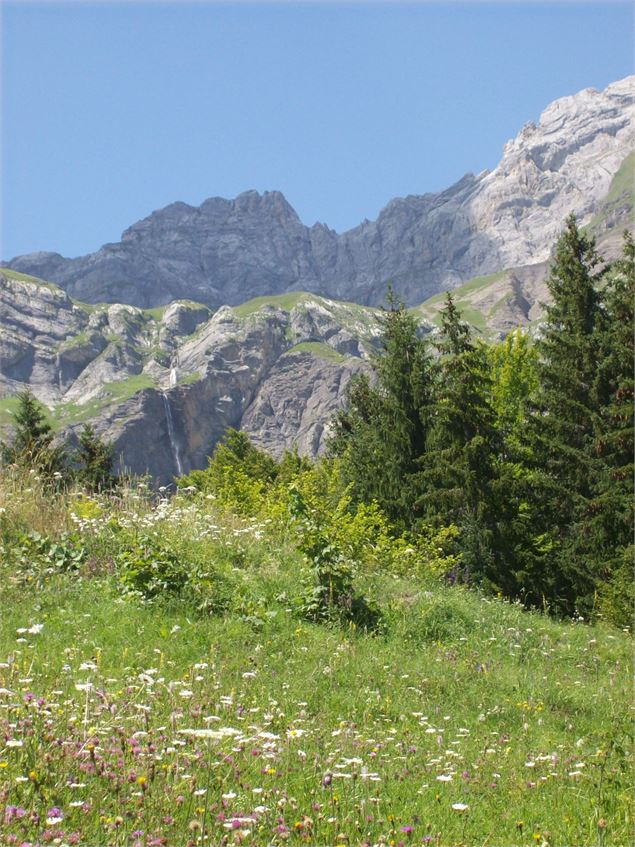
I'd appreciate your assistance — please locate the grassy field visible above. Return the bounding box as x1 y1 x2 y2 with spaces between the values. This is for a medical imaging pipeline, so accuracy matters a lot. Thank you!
0 473 632 847
232 292 309 318
0 267 60 291
414 272 508 336
52 374 157 427
287 342 348 364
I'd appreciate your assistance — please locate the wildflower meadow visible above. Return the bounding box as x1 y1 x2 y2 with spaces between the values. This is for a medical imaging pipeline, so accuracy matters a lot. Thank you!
0 468 632 847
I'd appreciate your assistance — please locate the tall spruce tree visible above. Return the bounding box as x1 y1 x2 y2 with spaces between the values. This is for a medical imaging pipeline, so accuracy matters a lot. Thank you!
1 389 66 476
76 423 116 491
416 294 502 583
484 330 546 600
330 291 432 525
525 215 604 613
569 231 634 622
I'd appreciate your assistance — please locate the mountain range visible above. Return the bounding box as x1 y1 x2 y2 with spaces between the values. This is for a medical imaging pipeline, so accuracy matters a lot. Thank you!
1 76 633 483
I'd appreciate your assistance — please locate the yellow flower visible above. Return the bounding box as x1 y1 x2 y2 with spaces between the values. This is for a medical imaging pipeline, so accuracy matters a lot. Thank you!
137 776 147 785
0 762 7 769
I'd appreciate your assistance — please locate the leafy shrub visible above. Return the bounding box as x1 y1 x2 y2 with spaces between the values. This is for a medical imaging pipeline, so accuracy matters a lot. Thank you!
595 545 635 629
5 530 86 574
70 496 105 521
179 430 463 591
398 594 475 645
289 486 381 630
113 528 237 614
178 429 277 513
115 534 189 600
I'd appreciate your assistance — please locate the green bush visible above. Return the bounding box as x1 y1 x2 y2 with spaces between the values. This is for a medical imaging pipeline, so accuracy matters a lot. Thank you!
115 534 190 600
595 545 635 629
387 590 478 646
3 529 86 579
289 485 381 630
179 429 464 599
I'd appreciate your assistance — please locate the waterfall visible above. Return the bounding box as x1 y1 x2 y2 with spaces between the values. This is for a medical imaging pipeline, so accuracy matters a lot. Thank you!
161 392 184 476
169 366 177 388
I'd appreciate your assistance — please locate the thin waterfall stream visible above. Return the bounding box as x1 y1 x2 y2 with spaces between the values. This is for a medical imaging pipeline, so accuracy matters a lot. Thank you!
161 392 184 476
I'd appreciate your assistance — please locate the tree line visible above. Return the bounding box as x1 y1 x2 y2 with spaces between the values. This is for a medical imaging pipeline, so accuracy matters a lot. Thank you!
1 394 116 491
2 216 632 624
330 218 634 624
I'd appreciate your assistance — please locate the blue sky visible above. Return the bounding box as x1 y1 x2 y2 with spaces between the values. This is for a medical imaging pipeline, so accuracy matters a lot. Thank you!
2 1 633 259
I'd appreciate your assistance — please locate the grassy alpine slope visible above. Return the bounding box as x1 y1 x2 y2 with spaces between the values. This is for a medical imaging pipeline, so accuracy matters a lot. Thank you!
0 469 632 847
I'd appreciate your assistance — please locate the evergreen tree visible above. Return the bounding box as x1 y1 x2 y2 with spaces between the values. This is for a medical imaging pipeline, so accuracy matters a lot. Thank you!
531 216 602 493
524 215 604 612
1 389 66 476
76 423 116 491
416 294 501 583
571 231 634 622
330 290 432 525
328 373 386 505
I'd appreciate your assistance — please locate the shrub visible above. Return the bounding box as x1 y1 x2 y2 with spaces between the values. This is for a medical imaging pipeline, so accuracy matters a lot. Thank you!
595 545 635 629
1 529 86 588
115 534 190 600
289 485 381 630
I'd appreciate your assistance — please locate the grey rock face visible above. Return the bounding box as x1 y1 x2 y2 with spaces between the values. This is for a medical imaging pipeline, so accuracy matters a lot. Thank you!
0 275 89 404
0 274 386 484
241 350 368 458
2 78 634 484
7 78 634 309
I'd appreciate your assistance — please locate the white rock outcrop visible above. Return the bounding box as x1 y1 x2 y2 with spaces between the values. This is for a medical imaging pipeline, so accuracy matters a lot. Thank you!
471 77 634 268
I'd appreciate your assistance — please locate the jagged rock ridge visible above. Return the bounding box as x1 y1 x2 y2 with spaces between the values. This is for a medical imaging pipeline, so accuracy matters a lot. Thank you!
0 271 386 483
6 77 634 310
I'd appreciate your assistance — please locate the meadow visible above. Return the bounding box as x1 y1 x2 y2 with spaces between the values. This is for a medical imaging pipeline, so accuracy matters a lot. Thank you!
0 469 632 847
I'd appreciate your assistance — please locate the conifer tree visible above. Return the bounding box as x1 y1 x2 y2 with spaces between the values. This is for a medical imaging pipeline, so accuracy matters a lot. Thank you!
570 231 634 621
532 215 602 492
330 290 432 525
417 294 501 582
76 423 116 491
525 215 604 612
1 389 66 476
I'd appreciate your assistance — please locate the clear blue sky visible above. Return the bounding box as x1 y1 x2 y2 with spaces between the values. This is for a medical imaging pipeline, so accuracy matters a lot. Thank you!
2 1 633 259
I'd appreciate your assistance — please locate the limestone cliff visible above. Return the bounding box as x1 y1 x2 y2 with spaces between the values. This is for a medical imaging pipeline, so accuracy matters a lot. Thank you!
2 77 634 482
0 272 385 483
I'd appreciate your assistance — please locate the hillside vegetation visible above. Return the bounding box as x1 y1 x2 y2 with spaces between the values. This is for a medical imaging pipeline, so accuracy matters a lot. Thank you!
0 465 632 847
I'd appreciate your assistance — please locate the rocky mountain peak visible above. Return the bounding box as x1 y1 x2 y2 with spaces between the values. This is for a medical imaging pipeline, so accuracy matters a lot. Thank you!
5 77 634 312
470 75 634 269
1 77 633 483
